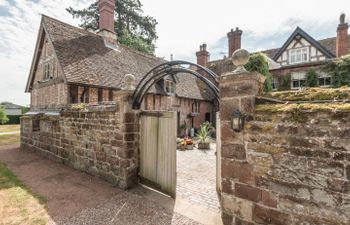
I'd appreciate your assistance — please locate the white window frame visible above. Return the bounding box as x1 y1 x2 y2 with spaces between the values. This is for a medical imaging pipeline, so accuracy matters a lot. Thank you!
289 47 309 64
43 63 51 80
164 79 176 95
291 72 306 89
272 77 278 90
318 73 332 87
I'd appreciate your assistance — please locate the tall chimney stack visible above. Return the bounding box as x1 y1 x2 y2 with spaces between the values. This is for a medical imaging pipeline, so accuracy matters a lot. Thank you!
336 13 349 57
98 0 116 34
196 44 210 67
227 27 243 58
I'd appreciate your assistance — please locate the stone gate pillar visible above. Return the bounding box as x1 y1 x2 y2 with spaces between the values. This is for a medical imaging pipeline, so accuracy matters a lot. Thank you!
219 49 265 224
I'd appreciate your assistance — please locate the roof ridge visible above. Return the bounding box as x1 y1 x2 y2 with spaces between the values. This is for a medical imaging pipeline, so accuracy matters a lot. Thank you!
41 14 166 63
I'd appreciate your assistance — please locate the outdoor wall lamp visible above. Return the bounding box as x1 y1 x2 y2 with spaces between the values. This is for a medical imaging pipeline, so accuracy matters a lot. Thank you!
231 110 245 132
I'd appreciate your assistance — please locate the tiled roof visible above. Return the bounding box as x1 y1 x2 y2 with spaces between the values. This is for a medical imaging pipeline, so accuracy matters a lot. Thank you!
41 15 213 101
208 33 350 75
0 102 23 109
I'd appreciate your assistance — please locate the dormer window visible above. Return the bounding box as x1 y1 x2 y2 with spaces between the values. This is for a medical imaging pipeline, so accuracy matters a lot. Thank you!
289 47 308 64
164 79 176 95
43 63 51 80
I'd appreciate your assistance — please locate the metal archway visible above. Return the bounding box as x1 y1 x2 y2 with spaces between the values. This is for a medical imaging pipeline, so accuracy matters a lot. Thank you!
132 60 219 110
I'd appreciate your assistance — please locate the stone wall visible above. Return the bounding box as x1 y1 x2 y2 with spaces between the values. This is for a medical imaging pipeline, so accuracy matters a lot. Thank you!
219 69 350 224
21 92 139 189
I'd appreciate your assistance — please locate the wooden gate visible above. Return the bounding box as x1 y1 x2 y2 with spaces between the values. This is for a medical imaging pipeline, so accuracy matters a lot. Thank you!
139 111 177 197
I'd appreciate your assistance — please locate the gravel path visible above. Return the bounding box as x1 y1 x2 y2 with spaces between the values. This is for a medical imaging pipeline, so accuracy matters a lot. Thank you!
0 145 201 225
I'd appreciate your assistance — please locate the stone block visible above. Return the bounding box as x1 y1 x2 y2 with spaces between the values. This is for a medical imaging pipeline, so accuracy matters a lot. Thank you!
235 183 262 202
221 194 253 222
261 190 277 208
253 204 291 225
222 143 246 160
221 159 255 185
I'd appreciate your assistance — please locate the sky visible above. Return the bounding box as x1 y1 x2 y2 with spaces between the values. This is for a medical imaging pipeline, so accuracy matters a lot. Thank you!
0 0 349 106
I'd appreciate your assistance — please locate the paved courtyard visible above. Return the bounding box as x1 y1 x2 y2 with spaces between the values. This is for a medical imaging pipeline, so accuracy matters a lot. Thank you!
176 143 221 213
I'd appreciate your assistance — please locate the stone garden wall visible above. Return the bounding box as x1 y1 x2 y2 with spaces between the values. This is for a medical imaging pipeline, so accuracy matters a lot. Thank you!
21 92 139 189
219 69 350 224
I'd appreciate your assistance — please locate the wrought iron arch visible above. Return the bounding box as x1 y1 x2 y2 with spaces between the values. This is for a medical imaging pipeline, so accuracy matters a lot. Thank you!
132 61 219 110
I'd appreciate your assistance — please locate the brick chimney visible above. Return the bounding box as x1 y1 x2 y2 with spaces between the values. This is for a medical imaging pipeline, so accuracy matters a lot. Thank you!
227 27 243 58
98 0 116 39
196 44 210 67
336 13 349 57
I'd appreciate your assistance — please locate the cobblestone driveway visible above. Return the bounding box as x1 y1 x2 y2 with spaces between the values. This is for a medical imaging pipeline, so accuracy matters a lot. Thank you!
176 143 221 213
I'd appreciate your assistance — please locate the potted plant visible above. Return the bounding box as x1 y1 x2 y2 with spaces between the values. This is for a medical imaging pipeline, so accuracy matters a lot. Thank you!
185 138 194 150
197 122 212 150
179 124 188 137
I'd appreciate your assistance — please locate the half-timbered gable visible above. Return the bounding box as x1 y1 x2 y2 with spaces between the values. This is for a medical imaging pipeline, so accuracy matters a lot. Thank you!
273 27 335 66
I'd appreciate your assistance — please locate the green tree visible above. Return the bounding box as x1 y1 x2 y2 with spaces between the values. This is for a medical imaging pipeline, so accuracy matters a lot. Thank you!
306 69 319 87
245 53 273 92
0 106 9 125
323 54 350 87
66 0 158 54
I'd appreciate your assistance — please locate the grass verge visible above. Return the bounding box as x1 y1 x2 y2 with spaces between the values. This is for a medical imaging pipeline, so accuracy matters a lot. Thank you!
0 133 20 146
0 162 49 225
0 124 20 133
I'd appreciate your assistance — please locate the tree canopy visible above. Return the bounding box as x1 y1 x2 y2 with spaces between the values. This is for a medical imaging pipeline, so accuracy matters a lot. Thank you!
67 0 158 54
245 53 273 92
0 106 9 125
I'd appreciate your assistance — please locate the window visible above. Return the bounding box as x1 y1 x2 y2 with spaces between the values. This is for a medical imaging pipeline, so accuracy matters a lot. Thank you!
164 79 176 95
291 72 306 89
98 88 103 102
289 47 309 64
272 77 278 90
43 63 51 80
32 119 40 132
80 87 89 103
69 85 78 104
319 73 332 87
108 89 114 101
192 101 200 113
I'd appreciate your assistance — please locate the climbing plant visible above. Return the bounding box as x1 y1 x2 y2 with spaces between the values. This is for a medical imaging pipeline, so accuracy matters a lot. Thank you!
323 54 350 87
245 53 273 92
278 74 291 91
306 69 319 87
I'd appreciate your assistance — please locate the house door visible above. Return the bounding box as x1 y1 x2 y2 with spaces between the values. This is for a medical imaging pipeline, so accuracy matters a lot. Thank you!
139 111 177 197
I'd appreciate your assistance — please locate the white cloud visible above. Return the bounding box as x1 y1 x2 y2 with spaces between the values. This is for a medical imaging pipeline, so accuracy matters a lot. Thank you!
0 0 348 106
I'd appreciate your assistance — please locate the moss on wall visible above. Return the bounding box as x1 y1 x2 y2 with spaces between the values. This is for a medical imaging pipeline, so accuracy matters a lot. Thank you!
256 103 350 113
264 87 350 101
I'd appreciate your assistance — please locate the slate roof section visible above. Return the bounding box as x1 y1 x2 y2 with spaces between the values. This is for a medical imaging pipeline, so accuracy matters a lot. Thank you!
0 102 23 109
34 15 213 101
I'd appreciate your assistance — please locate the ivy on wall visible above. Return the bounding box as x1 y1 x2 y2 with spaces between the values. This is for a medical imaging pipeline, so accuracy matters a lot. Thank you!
245 53 273 92
323 54 350 87
306 69 319 87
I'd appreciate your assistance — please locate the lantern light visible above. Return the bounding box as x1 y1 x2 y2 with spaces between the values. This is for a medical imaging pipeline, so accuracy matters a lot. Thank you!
231 110 245 132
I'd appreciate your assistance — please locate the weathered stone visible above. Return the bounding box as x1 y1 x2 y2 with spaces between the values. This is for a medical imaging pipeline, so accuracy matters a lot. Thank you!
221 194 253 221
222 143 246 160
235 183 262 202
253 204 291 225
261 190 277 208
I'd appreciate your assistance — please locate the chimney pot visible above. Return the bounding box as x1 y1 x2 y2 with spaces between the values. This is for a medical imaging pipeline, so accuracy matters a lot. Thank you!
336 13 349 57
227 27 243 57
196 43 210 67
98 0 115 33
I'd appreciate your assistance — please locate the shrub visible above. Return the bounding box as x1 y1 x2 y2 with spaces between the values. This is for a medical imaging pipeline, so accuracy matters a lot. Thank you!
245 53 273 92
278 74 291 91
306 69 319 87
323 54 350 87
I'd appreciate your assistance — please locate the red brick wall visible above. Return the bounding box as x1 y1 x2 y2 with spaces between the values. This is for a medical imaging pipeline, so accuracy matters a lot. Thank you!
337 23 349 57
142 94 214 130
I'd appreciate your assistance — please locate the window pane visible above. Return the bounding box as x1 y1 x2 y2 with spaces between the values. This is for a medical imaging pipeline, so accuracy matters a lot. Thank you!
319 78 325 86
292 80 299 88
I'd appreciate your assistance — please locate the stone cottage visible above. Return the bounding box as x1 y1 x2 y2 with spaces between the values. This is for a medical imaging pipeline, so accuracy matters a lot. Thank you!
25 0 215 132
199 13 349 90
